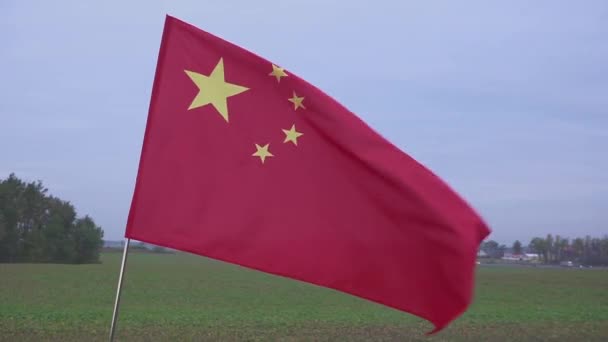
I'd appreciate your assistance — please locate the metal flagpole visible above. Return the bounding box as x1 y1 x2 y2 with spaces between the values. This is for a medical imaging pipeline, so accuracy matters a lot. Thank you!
109 238 131 342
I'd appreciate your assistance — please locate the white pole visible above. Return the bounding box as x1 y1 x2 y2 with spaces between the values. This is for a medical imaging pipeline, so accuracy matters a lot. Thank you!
109 238 131 342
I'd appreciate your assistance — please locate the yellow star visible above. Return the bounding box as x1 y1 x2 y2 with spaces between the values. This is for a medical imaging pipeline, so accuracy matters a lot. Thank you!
269 64 288 82
184 58 249 122
288 92 305 110
252 144 273 163
282 125 303 145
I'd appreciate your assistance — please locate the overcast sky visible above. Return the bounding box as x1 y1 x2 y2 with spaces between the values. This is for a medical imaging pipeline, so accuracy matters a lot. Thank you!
1 1 606 244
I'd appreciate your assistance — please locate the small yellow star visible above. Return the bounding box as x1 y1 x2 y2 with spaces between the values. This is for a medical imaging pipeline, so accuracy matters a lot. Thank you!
282 125 303 145
288 92 305 110
252 144 273 163
269 64 288 82
184 58 249 122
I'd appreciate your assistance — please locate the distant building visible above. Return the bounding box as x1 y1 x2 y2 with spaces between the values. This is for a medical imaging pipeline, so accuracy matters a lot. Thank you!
502 253 539 262
477 250 488 258
524 253 539 261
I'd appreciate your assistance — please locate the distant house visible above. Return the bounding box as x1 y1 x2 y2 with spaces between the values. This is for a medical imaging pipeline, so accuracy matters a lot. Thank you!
502 252 539 262
477 250 488 258
502 253 521 261
524 253 539 261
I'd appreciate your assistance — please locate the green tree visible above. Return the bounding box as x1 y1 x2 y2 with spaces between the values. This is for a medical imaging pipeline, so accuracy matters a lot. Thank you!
481 240 500 258
0 211 6 242
73 216 104 263
0 174 25 261
530 237 548 263
0 173 104 264
584 235 592 262
513 240 522 255
498 244 507 258
43 198 78 262
0 211 8 260
557 237 569 262
572 238 584 260
601 236 608 262
545 234 554 263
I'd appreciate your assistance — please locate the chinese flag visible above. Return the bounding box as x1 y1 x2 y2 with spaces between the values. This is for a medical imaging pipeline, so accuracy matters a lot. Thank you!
126 15 490 332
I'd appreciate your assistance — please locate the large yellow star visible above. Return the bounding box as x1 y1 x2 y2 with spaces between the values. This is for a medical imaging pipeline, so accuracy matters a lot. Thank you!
288 91 305 110
269 64 288 82
282 124 303 145
252 144 273 163
184 58 249 122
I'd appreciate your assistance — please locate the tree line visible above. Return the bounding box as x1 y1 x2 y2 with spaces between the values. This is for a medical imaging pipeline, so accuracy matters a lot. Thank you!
527 234 608 265
480 234 608 266
0 174 104 263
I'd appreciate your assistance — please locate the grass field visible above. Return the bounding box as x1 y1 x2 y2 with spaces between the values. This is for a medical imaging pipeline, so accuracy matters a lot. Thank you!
1 252 607 341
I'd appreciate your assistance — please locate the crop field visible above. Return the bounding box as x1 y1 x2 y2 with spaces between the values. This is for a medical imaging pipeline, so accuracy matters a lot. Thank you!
1 252 607 341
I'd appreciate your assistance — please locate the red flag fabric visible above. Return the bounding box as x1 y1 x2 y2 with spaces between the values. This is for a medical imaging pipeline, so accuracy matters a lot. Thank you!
126 15 490 332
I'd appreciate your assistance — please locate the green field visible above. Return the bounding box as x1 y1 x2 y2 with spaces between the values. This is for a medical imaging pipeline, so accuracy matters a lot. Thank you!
1 253 607 341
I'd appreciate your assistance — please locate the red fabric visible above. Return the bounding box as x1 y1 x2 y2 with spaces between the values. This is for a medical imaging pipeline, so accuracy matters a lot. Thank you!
126 15 490 332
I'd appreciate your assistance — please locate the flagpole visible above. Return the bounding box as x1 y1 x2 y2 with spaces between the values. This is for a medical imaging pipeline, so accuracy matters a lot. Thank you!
109 238 131 342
